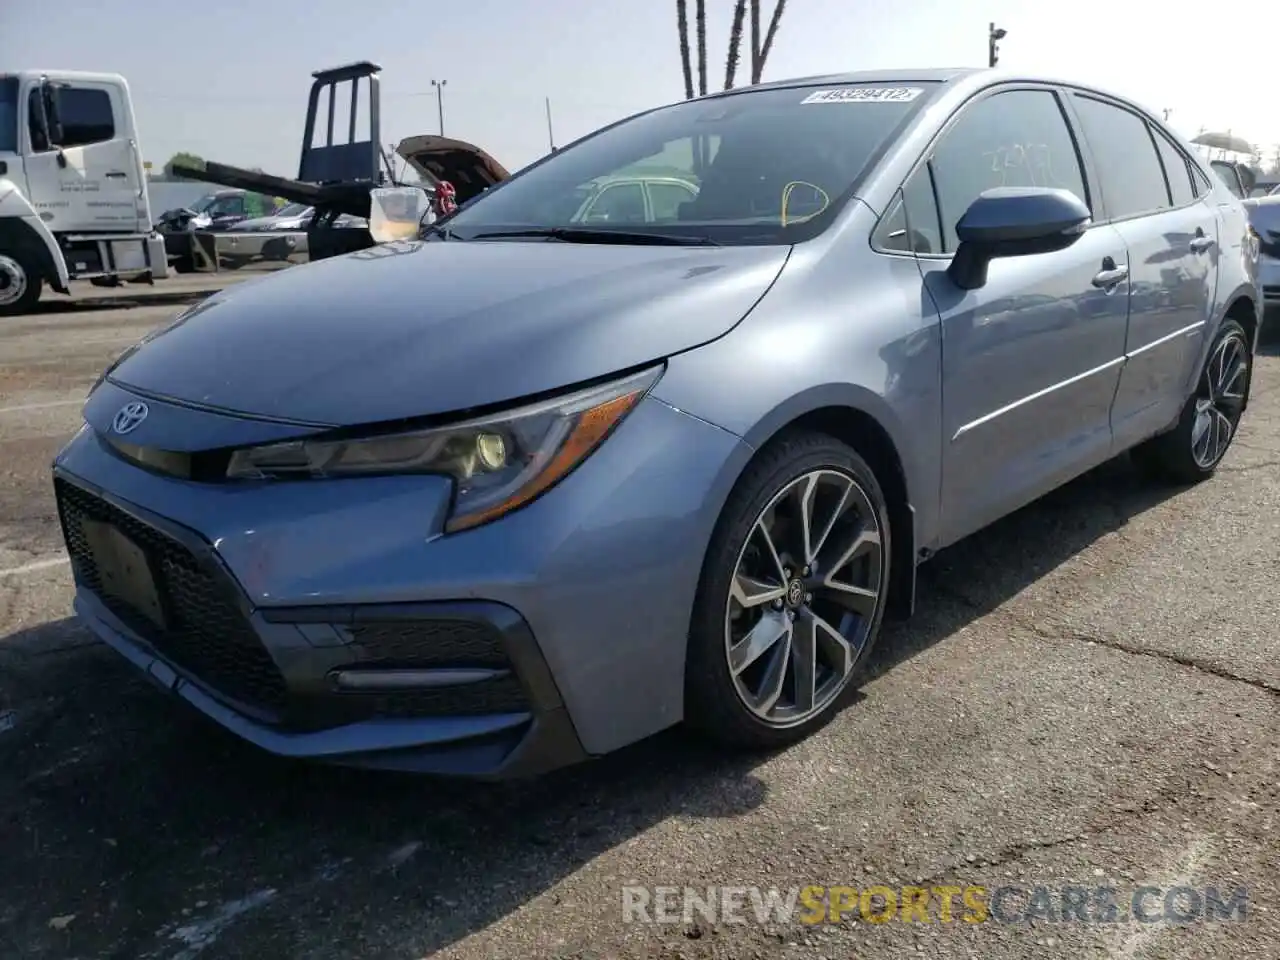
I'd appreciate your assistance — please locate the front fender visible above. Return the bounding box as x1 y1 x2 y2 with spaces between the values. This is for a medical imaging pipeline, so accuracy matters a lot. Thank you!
0 180 70 290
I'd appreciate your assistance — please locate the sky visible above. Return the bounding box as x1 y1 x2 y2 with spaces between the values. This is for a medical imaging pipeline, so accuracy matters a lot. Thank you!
3 0 1278 178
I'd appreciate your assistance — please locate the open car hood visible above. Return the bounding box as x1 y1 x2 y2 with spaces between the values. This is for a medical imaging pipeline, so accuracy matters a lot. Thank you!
395 135 510 204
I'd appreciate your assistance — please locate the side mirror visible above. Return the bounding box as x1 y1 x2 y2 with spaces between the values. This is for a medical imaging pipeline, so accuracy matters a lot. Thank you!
947 187 1091 291
40 80 64 146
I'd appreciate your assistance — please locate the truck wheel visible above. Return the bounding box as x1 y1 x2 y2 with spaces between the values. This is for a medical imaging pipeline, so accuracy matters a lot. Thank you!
0 250 42 316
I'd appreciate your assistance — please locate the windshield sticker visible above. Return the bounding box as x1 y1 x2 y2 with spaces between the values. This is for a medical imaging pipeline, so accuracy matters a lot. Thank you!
801 87 923 104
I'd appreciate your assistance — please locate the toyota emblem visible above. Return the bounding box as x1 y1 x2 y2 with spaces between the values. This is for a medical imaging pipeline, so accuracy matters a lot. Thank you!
112 401 149 435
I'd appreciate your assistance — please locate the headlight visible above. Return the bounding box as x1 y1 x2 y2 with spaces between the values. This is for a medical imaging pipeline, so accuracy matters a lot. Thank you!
225 365 663 532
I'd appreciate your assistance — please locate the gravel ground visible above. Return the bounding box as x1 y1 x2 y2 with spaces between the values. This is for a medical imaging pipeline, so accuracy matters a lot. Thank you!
1 282 1277 960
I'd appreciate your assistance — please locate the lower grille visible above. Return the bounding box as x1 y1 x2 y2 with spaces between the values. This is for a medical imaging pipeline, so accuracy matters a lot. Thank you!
1263 284 1280 300
55 478 289 715
296 618 531 727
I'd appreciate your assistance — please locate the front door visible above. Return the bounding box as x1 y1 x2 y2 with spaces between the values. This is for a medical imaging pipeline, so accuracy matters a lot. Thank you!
914 85 1132 546
23 78 144 235
1065 93 1220 447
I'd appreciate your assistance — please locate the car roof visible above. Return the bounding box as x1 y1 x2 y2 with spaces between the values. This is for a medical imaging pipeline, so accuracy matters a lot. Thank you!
700 66 980 99
699 66 1144 108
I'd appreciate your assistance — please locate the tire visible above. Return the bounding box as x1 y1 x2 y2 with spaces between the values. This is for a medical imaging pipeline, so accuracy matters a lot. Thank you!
1131 319 1251 485
684 429 892 749
0 247 43 316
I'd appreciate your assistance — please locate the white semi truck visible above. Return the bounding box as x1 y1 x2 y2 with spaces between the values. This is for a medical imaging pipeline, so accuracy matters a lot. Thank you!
0 70 170 315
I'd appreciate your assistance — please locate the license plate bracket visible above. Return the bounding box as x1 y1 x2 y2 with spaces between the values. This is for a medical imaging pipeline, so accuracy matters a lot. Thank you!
80 518 168 630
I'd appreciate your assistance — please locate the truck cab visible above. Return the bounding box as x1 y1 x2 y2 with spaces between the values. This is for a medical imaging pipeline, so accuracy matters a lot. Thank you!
0 70 168 314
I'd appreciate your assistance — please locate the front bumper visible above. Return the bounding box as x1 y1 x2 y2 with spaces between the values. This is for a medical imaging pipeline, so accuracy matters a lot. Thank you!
56 470 585 778
1260 253 1280 305
52 393 752 776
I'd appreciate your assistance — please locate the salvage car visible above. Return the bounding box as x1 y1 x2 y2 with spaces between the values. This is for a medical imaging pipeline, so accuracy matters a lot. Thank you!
54 67 1262 778
1245 193 1280 308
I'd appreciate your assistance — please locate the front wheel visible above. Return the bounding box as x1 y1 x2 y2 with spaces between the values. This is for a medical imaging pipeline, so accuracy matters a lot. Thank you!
1132 319 1250 484
0 249 42 316
684 430 891 749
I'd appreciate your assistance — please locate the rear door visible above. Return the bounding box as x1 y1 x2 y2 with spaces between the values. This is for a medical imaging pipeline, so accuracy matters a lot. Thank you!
1065 93 1220 448
911 85 1132 545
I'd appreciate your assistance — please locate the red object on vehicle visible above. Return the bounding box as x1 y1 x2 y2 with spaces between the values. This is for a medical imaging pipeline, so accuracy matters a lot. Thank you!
434 180 457 216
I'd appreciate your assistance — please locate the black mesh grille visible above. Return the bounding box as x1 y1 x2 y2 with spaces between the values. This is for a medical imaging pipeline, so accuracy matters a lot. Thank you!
55 478 289 715
349 619 512 668
312 618 531 724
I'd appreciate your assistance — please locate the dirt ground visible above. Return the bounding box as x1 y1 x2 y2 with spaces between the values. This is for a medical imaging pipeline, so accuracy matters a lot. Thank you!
2 279 1278 959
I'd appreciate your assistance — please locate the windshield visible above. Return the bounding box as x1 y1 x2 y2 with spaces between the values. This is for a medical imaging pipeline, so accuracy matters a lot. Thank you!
443 82 937 244
275 203 310 218
190 194 219 213
0 78 18 154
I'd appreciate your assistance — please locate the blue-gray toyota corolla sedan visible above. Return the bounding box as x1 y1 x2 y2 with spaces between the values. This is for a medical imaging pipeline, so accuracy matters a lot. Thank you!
53 68 1263 778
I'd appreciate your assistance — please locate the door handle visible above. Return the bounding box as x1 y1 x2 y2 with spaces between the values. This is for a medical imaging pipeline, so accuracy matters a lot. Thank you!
1092 264 1128 288
105 170 128 179
1189 236 1214 253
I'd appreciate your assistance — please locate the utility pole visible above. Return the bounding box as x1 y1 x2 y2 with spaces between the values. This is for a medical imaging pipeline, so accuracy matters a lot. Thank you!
988 23 1006 67
1162 108 1172 122
545 97 556 153
430 79 447 135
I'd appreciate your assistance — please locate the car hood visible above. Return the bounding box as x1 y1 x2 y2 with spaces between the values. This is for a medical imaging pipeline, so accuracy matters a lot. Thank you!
396 135 510 204
107 239 791 426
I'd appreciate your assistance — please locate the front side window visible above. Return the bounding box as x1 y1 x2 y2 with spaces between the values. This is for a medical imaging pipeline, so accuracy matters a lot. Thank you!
441 82 938 244
647 180 699 221
929 88 1088 253
1071 95 1169 219
26 85 116 150
57 87 115 147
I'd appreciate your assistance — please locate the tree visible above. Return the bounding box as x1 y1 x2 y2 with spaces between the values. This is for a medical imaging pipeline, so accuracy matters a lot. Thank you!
677 0 694 100
163 152 205 180
677 0 788 97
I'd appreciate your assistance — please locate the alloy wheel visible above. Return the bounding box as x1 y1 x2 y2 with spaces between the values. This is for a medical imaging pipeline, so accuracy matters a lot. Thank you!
1191 331 1248 470
723 468 885 726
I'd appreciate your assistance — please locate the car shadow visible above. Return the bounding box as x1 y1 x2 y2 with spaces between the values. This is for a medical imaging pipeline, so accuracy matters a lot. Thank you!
31 289 219 315
0 454 1186 958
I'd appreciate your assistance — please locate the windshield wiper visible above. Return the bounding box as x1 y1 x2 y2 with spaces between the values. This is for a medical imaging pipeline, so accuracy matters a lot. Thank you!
468 227 720 246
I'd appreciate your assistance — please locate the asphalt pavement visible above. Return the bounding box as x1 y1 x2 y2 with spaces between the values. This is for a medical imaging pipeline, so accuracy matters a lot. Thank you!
1 278 1278 960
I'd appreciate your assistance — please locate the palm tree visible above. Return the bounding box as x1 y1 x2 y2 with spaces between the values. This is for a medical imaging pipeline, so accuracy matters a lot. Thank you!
677 0 694 100
678 0 789 97
696 0 708 96
754 0 787 84
725 1 747 90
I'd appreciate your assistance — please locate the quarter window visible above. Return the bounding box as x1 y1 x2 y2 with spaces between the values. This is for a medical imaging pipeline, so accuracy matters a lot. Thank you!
1070 95 1169 219
930 89 1088 253
1151 128 1195 207
873 167 942 255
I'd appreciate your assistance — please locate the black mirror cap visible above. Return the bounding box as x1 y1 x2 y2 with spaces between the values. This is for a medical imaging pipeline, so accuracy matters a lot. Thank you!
948 187 1091 290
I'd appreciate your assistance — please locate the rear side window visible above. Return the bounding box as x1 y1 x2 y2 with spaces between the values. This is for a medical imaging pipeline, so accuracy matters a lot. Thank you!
1151 127 1195 206
929 89 1088 253
1071 95 1168 219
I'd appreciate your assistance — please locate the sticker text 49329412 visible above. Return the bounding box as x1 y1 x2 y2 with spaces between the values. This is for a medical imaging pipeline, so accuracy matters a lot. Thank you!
801 87 923 104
